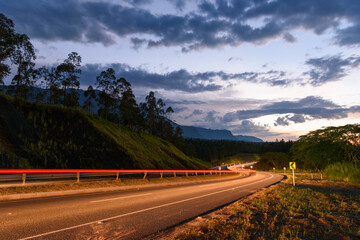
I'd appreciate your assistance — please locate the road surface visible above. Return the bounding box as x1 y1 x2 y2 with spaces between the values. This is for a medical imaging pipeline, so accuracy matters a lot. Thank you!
0 172 283 240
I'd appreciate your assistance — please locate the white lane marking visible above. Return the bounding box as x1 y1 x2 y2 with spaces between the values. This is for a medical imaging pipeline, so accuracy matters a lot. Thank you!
90 193 152 203
199 183 218 188
20 173 274 240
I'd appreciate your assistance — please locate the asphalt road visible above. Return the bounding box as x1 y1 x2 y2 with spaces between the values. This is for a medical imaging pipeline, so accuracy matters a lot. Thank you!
0 172 283 240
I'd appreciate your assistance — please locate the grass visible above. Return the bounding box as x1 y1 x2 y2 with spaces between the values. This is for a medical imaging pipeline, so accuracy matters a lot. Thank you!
0 173 241 195
324 162 360 183
175 178 360 240
89 115 209 170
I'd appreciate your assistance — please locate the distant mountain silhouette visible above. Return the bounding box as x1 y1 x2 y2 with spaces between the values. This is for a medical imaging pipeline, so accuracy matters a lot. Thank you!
234 135 263 143
174 124 263 142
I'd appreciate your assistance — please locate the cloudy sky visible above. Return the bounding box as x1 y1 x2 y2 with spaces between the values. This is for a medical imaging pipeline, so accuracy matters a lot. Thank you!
2 0 360 141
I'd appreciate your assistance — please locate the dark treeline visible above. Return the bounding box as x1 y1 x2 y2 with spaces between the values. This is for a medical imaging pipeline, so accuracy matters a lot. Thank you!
0 13 183 145
179 139 293 163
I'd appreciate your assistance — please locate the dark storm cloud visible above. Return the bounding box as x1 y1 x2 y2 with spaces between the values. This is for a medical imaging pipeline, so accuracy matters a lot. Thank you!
204 111 220 123
81 63 295 92
184 109 204 120
304 55 360 86
2 0 360 50
231 120 279 137
166 100 206 105
274 114 307 126
81 64 222 92
223 96 360 123
0 0 115 45
274 116 290 126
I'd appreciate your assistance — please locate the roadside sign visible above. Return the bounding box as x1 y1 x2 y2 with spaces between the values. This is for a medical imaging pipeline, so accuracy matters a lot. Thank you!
289 162 296 186
289 162 296 170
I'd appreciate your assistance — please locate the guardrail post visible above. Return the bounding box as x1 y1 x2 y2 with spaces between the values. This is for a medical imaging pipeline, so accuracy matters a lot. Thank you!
210 171 212 175
195 172 198 176
116 172 119 181
143 172 147 179
160 172 163 179
76 172 80 183
173 172 176 178
185 172 188 177
204 172 206 176
22 173 26 185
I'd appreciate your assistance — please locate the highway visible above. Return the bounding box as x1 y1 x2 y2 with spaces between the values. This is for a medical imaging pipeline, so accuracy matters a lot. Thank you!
0 172 283 240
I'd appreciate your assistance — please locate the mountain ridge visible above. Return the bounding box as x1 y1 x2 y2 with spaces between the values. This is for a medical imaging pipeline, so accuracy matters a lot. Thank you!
175 124 263 142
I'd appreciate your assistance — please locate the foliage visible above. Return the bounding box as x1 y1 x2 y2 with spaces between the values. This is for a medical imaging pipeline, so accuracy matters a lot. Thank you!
0 13 16 84
256 152 289 170
140 91 181 143
82 85 96 113
324 162 360 182
37 66 62 104
0 14 37 99
95 68 118 121
56 52 81 107
0 94 208 169
290 124 360 170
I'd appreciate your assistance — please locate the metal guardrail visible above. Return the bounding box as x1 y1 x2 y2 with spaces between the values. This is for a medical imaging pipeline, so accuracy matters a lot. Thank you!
0 169 256 186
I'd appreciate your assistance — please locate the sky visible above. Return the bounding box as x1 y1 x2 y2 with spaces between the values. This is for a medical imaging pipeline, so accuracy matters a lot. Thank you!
1 0 360 141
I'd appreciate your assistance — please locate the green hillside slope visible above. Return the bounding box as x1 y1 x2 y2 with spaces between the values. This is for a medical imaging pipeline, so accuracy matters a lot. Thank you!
0 94 209 169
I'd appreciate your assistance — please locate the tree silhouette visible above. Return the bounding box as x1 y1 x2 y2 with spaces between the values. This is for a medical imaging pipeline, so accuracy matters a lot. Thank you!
117 77 141 129
140 91 178 141
95 68 117 120
56 52 81 107
83 85 96 113
0 13 16 85
38 66 62 104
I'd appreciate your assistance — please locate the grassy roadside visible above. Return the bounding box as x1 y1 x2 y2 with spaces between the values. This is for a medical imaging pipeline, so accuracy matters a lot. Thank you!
174 177 360 240
0 173 241 196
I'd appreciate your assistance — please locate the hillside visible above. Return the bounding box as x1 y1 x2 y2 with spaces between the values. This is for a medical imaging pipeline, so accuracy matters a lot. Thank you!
0 94 209 169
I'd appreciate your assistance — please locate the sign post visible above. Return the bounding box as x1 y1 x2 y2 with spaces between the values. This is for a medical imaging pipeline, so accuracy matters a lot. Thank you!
289 162 296 186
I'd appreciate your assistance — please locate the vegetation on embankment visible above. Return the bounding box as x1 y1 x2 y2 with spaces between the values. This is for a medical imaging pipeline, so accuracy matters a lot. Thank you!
0 93 209 169
175 179 360 240
255 124 360 182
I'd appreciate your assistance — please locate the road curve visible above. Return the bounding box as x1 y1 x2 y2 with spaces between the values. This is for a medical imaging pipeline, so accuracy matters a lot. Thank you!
0 172 283 240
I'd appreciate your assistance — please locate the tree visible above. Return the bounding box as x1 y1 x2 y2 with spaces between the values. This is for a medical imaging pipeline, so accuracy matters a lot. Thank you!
290 124 360 169
257 152 289 170
140 91 178 141
95 68 117 120
0 13 16 84
83 85 96 113
140 91 158 135
38 66 63 104
117 78 141 129
9 33 37 99
56 52 81 107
